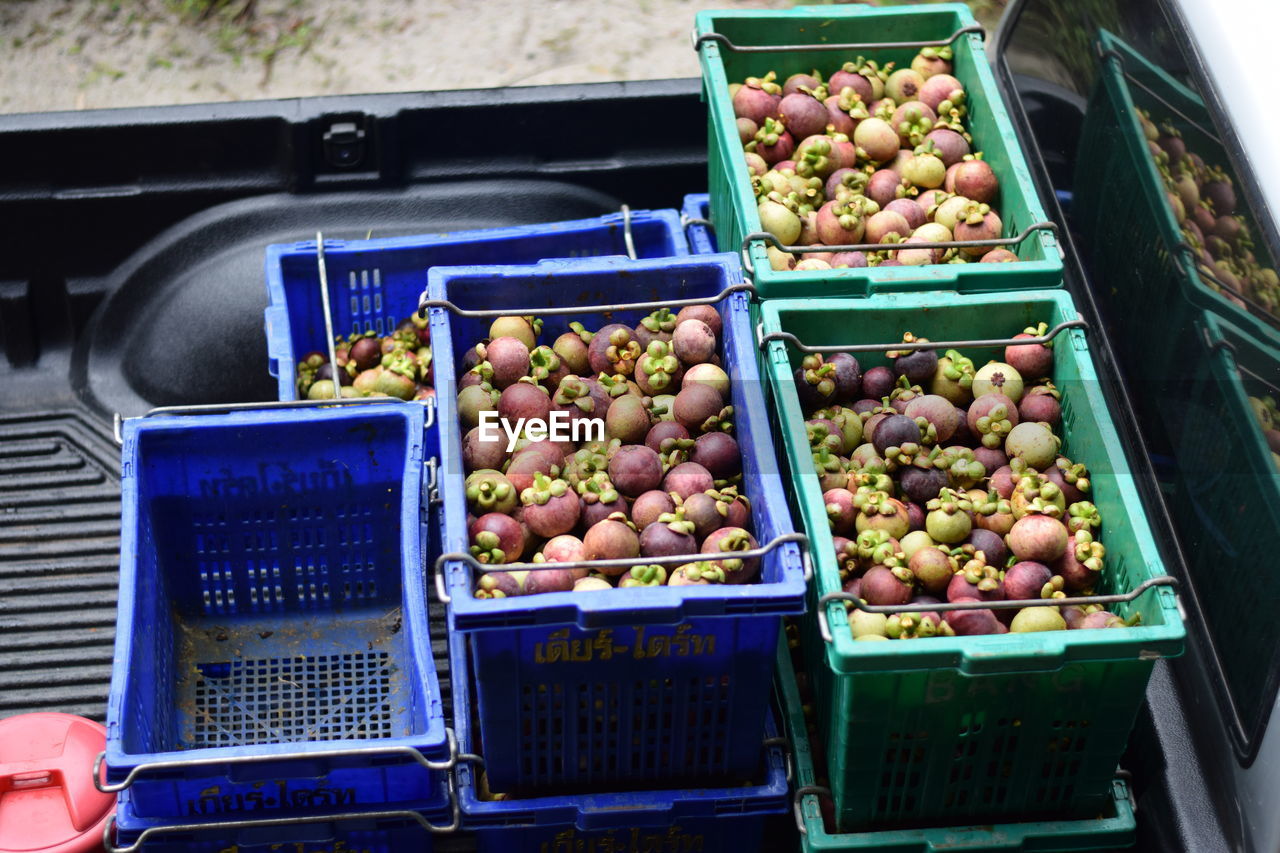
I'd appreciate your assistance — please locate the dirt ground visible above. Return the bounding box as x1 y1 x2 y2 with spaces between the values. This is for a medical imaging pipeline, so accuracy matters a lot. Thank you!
0 0 1003 114
0 0 799 114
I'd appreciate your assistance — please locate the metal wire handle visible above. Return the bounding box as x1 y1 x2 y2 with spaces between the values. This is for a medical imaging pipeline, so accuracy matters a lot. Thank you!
740 221 1059 277
793 785 832 835
416 281 755 320
692 23 985 54
817 575 1180 643
103 796 459 853
759 315 1087 355
93 727 460 794
436 530 809 576
682 214 715 232
1096 45 1223 146
620 203 638 260
316 231 342 400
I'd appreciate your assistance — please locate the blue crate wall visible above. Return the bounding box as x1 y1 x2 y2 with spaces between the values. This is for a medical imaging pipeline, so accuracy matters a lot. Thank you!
107 405 450 819
428 254 806 792
451 630 790 853
265 210 688 400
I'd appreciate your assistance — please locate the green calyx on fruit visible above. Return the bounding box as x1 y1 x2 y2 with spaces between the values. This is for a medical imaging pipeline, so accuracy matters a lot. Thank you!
470 530 507 564
529 346 561 383
1023 322 1053 349
674 561 727 584
638 340 681 391
597 372 633 398
974 403 1013 448
1067 501 1102 533
605 329 641 375
935 445 985 488
576 471 619 505
620 564 669 588
553 376 594 413
971 489 1012 518
640 308 677 337
1056 457 1091 494
853 487 897 517
655 510 697 537
521 472 570 507
856 528 898 565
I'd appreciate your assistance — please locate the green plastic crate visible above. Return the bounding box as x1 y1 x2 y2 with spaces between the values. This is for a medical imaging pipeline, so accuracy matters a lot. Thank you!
776 636 1138 851
760 290 1184 830
695 3 1061 298
1170 314 1280 745
1075 30 1280 371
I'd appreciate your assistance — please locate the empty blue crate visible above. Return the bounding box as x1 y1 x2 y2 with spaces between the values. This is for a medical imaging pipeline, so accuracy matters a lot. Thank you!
265 209 688 401
682 192 717 254
111 788 453 853
429 253 807 793
451 636 789 853
105 403 451 819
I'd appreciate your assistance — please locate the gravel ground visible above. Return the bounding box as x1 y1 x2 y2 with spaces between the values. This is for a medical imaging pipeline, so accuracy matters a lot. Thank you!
0 0 797 114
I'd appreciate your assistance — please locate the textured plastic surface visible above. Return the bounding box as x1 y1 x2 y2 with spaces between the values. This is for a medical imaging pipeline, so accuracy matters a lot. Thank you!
452 634 789 853
777 636 1138 850
1076 30 1280 357
113 787 443 853
264 209 688 401
0 713 115 853
761 290 1184 828
696 3 1061 297
683 193 717 254
1174 314 1280 744
106 404 450 819
429 253 806 792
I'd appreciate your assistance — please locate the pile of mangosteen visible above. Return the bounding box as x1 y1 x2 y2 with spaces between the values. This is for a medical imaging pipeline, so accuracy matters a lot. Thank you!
730 47 1016 270
1139 107 1280 316
796 323 1134 637
295 312 434 401
457 310 761 596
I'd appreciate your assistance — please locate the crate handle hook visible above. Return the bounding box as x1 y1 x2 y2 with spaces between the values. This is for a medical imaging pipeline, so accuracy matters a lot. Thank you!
692 23 984 54
94 729 461 795
792 784 831 835
817 575 1180 643
759 316 1087 355
436 530 808 576
416 282 756 321
740 221 1058 277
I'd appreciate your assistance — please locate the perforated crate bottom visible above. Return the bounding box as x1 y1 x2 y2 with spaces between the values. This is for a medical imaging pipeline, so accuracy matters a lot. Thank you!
175 607 413 749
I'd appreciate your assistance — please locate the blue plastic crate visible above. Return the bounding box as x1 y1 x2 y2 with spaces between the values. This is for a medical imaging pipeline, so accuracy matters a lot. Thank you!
428 253 807 793
105 403 451 820
264 209 689 401
682 193 717 254
451 633 790 853
110 787 454 853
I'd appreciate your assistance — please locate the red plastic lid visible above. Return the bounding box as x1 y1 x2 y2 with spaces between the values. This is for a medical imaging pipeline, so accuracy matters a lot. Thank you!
0 713 113 853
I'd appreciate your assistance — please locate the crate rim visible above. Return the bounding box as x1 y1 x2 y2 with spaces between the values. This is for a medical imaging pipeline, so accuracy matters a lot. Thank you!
429 252 808 632
759 289 1185 675
263 208 689 402
694 2 1062 291
106 403 451 776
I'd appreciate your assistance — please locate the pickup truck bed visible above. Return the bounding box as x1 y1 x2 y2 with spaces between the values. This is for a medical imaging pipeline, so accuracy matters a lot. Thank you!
0 77 1231 850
